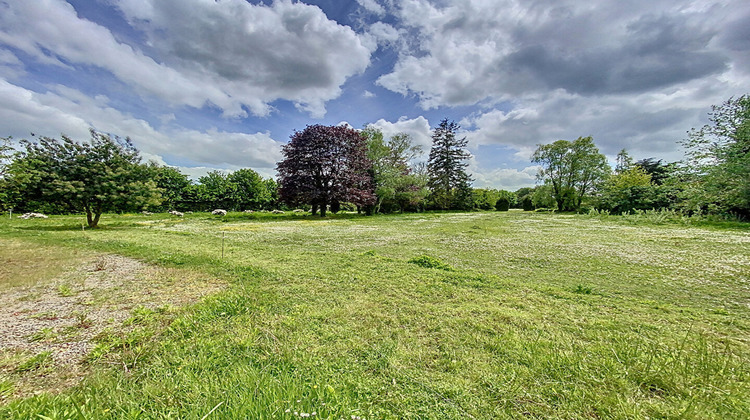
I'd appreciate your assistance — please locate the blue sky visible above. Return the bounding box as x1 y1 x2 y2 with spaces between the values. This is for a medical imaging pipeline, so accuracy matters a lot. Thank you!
1 0 748 189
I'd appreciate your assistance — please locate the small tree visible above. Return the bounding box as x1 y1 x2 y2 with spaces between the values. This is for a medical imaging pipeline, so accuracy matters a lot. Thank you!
597 166 654 214
7 130 160 227
0 136 13 178
277 125 375 216
362 127 425 213
427 119 473 210
615 149 633 174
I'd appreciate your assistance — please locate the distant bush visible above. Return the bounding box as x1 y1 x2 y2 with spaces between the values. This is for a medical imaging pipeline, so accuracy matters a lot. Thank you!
408 255 453 271
521 196 534 211
495 197 510 211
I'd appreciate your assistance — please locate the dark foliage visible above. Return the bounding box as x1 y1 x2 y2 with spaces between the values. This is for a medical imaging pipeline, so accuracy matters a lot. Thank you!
277 125 375 217
521 196 535 211
495 197 510 211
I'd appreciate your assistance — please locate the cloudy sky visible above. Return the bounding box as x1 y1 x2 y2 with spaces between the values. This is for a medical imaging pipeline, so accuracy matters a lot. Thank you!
1 0 748 189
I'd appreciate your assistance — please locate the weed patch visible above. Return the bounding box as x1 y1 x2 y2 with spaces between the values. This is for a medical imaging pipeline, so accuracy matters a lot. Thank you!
408 255 454 271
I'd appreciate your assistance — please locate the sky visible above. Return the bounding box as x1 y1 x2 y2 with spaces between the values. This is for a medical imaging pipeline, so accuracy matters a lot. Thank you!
1 0 748 190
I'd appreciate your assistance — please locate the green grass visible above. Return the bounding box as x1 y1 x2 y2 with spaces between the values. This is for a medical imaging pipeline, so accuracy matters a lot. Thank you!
0 210 749 418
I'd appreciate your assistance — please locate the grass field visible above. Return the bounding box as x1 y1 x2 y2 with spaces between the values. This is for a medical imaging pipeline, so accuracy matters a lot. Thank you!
0 210 748 419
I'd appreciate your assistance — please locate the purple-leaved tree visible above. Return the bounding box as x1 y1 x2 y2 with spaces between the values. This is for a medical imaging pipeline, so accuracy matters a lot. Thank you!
277 125 375 216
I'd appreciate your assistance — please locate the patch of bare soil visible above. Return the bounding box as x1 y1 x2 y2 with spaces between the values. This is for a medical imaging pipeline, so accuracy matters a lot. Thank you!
0 254 224 400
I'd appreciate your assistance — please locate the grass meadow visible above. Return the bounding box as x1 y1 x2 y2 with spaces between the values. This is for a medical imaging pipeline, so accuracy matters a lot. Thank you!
0 210 748 419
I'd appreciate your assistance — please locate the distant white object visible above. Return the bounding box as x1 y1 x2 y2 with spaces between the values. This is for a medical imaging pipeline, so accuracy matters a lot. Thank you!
212 209 227 216
169 210 184 217
271 210 285 214
243 210 255 213
141 211 153 215
19 212 48 219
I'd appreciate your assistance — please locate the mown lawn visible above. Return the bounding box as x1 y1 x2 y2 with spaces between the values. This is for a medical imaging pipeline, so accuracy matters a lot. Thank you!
0 210 748 419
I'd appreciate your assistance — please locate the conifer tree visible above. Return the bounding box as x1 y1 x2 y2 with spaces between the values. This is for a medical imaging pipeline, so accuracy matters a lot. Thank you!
427 119 473 210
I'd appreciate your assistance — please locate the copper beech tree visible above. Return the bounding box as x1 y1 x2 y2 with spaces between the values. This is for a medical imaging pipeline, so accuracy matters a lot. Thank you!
277 124 375 216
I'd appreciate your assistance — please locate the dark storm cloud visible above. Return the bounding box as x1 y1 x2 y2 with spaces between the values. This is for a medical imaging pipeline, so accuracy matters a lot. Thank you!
505 46 727 96
502 14 728 96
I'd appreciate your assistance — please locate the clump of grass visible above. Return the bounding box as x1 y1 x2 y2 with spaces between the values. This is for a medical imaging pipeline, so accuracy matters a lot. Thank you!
14 351 52 373
573 284 592 294
408 255 454 271
56 284 75 297
28 327 56 343
73 311 93 329
0 379 13 400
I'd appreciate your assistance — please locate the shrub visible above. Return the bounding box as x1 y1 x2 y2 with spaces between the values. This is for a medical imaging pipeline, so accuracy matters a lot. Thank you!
495 197 510 211
521 196 534 211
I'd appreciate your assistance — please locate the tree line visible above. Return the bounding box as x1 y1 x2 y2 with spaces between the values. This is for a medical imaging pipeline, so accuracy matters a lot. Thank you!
0 95 747 227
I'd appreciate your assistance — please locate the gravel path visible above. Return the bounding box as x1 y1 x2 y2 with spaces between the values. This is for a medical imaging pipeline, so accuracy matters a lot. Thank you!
0 254 223 398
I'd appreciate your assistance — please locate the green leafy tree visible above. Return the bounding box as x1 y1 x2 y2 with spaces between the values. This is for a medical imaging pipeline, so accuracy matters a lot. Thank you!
521 195 535 211
362 127 426 213
0 136 16 211
7 130 160 227
471 188 500 210
681 95 750 217
150 164 192 211
228 168 273 210
531 136 610 211
427 119 473 210
531 185 557 209
197 171 235 210
597 166 654 214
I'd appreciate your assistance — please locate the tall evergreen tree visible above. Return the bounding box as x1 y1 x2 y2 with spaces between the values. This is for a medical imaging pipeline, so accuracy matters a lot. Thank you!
427 119 473 210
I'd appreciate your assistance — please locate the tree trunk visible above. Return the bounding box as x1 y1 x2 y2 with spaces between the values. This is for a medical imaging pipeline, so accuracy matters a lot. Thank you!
312 202 318 215
556 197 565 212
85 204 101 228
319 197 327 217
85 205 94 228
91 211 101 228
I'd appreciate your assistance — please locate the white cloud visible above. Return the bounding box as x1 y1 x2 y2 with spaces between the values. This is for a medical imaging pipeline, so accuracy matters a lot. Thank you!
469 162 540 191
373 0 748 165
367 116 433 150
0 0 374 119
356 0 386 16
0 80 283 175
379 0 741 108
458 77 743 163
367 22 401 47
